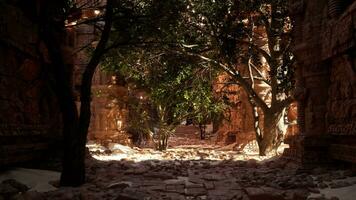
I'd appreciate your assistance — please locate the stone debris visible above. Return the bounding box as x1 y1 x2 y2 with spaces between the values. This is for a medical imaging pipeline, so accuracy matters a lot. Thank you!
0 179 29 199
2 144 355 200
107 181 132 189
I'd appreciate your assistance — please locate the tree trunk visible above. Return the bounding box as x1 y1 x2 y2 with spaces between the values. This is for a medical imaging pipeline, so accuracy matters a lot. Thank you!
73 0 113 185
41 0 113 186
257 111 283 156
39 3 85 185
157 130 169 151
199 123 206 140
45 44 83 186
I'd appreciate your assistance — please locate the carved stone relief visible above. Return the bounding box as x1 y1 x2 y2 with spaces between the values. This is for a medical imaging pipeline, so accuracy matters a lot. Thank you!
287 0 356 164
0 3 61 139
327 54 356 136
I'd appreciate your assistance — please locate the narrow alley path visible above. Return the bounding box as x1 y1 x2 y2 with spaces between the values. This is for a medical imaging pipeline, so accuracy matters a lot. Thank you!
2 125 355 200
36 144 355 200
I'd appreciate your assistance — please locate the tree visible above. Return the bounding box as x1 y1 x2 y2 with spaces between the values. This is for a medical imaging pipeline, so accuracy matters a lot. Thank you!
190 76 221 140
102 0 295 155
102 51 225 150
170 0 295 155
48 0 193 184
98 0 215 150
125 94 153 147
39 0 193 185
39 0 114 186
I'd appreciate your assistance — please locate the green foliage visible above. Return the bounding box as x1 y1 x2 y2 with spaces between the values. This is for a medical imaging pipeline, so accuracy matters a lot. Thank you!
125 96 153 146
181 0 294 96
100 0 294 152
102 44 225 149
103 49 225 124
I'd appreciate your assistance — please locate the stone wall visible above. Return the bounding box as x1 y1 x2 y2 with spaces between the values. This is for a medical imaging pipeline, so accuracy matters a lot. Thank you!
214 72 298 150
0 1 62 166
88 72 130 145
214 73 256 148
287 0 356 166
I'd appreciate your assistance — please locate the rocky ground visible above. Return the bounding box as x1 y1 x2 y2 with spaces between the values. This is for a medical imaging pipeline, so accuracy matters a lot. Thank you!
1 126 355 200
1 143 355 200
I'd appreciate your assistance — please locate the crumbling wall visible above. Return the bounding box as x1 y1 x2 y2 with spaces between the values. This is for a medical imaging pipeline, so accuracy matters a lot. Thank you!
287 0 356 165
0 1 62 166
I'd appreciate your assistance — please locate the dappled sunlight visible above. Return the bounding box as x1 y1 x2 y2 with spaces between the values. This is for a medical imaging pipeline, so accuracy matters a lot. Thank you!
40 142 349 200
86 141 288 163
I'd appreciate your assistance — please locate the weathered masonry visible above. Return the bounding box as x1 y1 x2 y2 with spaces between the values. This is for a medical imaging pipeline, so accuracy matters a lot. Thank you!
0 1 63 166
285 0 356 167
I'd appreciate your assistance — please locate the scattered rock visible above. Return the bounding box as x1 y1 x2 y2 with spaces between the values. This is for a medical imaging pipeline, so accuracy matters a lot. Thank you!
203 182 214 190
329 181 352 188
164 179 185 185
13 191 45 200
246 159 259 168
107 181 132 189
185 187 206 196
116 189 149 200
203 174 224 181
144 172 175 179
245 187 284 200
318 182 328 189
307 194 327 200
0 183 19 197
1 179 28 193
308 187 320 194
18 144 354 200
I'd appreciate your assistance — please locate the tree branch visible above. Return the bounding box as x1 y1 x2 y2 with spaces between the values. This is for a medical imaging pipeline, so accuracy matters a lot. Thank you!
171 50 269 113
242 76 270 85
238 40 272 65
278 96 295 110
248 56 255 89
78 0 114 136
248 98 263 141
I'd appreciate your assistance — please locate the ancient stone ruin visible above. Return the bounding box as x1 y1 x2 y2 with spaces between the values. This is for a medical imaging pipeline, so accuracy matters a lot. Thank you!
285 0 356 167
0 0 356 199
0 1 63 166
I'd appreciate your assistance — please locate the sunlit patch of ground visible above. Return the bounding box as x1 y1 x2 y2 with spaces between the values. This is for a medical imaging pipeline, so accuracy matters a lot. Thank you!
3 142 355 200
87 141 288 162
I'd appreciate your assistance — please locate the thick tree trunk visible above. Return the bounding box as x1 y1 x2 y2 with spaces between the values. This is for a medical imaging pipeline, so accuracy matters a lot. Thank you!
39 5 84 186
257 111 283 156
45 44 83 186
41 0 113 186
60 106 84 186
257 120 275 156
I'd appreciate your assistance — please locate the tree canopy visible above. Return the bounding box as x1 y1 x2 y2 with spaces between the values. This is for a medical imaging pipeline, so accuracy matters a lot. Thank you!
101 0 295 154
38 0 295 186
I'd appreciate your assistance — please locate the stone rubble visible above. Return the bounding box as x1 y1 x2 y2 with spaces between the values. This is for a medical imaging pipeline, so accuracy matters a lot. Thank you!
0 179 30 199
2 144 355 200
